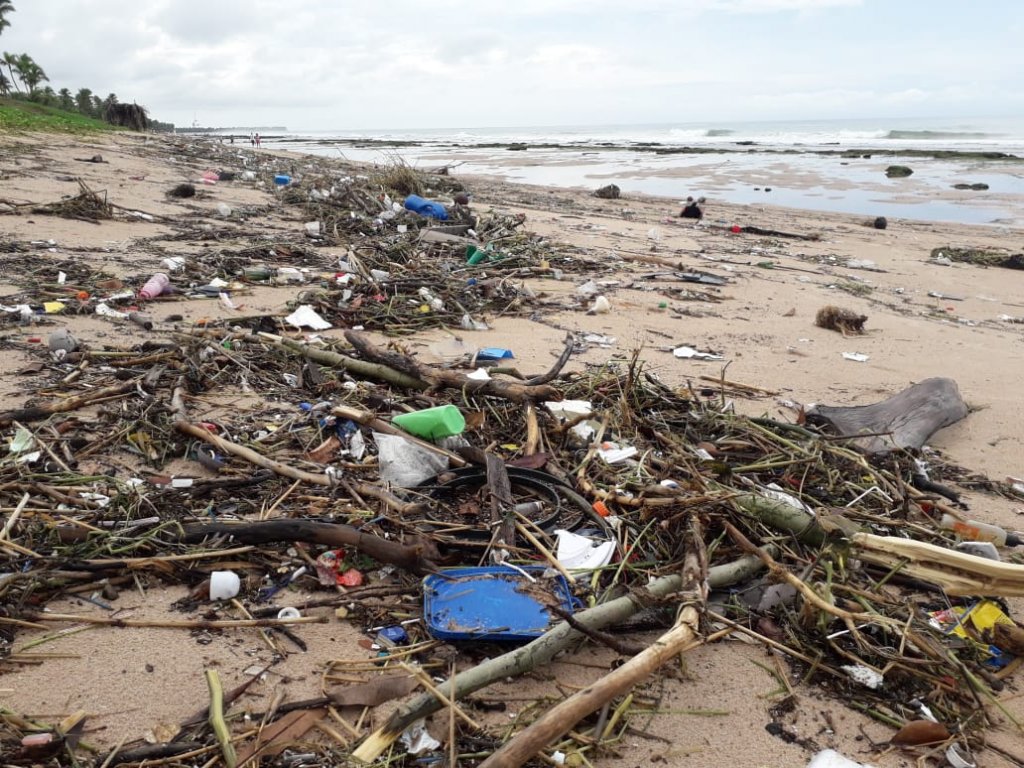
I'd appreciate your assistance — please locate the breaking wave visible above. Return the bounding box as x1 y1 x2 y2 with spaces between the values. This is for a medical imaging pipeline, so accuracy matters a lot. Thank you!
885 130 993 140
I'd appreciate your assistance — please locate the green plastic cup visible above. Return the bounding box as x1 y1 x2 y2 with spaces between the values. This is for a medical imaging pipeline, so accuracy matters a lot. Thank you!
392 405 466 440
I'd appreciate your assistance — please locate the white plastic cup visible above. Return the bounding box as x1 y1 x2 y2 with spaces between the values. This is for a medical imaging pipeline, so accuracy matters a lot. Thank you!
209 570 240 600
277 607 301 619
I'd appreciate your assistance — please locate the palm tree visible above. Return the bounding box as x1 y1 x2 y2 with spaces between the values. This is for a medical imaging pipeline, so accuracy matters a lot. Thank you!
0 71 10 96
74 87 93 114
57 86 73 111
0 1 15 38
38 84 56 105
2 51 19 92
101 92 118 119
16 53 46 95
90 94 102 116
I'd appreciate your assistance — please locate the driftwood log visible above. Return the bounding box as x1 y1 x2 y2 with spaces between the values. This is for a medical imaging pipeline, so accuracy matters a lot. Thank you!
806 377 968 454
181 519 439 576
344 330 563 403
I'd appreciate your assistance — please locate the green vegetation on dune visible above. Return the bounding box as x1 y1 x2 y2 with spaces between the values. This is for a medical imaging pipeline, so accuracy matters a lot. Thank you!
0 97 113 133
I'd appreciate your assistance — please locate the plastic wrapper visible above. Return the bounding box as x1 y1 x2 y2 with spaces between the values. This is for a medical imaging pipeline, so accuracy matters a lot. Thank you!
373 432 448 488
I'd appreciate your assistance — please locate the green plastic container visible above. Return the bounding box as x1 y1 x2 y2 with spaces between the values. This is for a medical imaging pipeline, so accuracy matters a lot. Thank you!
392 405 466 440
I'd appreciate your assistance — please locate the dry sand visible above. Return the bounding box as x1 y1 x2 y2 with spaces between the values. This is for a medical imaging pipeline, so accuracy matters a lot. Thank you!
2 131 1024 767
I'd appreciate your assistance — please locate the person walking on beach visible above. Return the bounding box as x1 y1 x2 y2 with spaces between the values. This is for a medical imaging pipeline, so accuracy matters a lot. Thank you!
255 133 261 149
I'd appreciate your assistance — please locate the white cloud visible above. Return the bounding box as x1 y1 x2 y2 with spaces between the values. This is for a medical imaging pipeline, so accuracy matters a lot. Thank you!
0 0 1018 129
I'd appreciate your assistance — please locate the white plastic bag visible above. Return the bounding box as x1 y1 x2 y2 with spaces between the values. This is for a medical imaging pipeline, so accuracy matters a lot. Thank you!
374 432 448 488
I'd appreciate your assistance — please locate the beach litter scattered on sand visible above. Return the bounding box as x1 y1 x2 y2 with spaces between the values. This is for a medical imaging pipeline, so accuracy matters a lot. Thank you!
1 133 1024 768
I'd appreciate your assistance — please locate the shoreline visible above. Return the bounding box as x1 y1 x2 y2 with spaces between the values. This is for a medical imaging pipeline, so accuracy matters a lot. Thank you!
258 134 1024 228
3 131 1024 766
264 133 1024 162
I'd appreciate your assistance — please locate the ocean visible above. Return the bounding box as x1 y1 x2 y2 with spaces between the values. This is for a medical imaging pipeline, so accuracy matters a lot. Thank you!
256 117 1024 226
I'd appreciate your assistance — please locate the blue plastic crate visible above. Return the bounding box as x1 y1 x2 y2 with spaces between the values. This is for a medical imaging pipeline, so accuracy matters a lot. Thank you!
423 566 574 642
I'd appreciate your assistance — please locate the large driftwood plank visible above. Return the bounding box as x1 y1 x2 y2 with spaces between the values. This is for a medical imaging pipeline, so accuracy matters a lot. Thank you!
808 377 968 454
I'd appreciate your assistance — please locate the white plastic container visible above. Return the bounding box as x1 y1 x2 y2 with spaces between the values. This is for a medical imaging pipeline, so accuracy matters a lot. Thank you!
209 570 241 600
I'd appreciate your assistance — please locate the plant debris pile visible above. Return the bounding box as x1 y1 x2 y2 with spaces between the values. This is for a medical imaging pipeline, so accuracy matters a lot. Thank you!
1 139 1023 768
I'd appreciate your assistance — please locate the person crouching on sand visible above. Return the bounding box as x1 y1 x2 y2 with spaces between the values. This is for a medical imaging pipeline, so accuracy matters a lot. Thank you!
680 196 706 219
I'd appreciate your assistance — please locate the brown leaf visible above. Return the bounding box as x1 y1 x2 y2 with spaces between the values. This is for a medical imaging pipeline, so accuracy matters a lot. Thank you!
18 361 45 375
329 675 419 707
306 435 341 464
463 411 486 431
236 708 326 765
756 616 784 642
890 719 950 747
507 452 550 469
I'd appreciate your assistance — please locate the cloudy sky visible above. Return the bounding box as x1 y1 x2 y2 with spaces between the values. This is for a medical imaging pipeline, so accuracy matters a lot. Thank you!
3 0 1021 130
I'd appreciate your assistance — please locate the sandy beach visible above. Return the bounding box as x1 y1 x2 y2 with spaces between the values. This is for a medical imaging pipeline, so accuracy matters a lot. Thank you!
3 130 1024 768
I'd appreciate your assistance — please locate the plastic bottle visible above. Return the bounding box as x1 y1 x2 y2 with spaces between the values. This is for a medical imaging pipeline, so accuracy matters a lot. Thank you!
138 272 170 299
242 266 276 282
939 513 1022 546
403 194 449 220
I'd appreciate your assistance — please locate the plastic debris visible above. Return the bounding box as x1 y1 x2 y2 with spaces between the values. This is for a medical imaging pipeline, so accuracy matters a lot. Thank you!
285 305 332 330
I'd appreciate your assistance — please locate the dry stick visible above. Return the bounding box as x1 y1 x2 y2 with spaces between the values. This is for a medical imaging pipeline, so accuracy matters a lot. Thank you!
351 550 769 763
397 662 481 731
13 420 72 473
174 421 421 515
0 378 146 427
480 528 707 767
276 337 429 390
344 330 560 403
722 521 895 636
0 492 30 541
16 613 325 630
525 332 575 385
486 452 516 552
524 404 541 455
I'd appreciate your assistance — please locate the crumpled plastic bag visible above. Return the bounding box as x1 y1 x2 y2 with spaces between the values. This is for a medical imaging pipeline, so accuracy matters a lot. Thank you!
374 432 448 488
399 719 441 754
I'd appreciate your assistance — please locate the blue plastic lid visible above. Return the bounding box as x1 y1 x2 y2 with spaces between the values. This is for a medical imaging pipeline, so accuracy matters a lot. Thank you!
422 566 574 642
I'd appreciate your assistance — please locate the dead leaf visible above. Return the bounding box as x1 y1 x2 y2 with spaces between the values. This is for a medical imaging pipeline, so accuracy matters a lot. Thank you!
329 675 419 707
306 435 341 464
890 719 950 747
783 307 796 317
463 411 486 431
507 452 550 469
18 361 45 375
236 708 326 766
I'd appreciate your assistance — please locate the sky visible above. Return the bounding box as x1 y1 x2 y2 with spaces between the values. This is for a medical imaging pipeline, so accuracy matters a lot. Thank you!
2 0 1022 131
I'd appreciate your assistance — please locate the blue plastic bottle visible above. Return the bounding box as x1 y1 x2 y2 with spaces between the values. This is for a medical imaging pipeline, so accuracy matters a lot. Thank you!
404 194 449 220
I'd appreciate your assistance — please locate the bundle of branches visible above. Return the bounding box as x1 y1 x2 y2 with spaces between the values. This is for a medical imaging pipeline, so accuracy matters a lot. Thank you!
31 180 112 223
105 102 150 132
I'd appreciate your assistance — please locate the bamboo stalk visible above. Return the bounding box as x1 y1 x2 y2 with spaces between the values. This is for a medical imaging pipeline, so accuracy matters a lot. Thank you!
207 669 238 768
351 551 768 763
